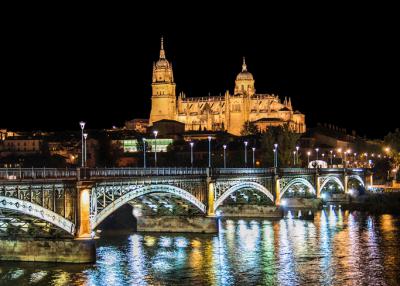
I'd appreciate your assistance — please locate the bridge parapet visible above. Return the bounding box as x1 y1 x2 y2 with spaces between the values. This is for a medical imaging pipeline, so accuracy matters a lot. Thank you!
0 168 77 181
89 167 208 178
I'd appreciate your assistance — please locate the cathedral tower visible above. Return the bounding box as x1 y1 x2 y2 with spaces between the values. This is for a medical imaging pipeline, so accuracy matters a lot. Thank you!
149 37 176 125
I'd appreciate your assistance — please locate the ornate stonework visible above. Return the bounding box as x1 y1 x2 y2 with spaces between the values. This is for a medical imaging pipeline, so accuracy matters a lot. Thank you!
149 38 306 136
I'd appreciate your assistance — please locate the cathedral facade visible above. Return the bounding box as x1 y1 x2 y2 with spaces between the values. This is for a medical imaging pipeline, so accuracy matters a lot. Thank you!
149 38 306 136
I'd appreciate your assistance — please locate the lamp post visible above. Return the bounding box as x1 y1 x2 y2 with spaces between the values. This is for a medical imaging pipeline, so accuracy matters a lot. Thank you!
190 142 194 168
315 148 319 161
307 151 311 167
223 144 227 168
208 136 212 168
79 121 85 167
143 138 146 168
83 133 88 167
274 143 278 168
244 141 248 167
296 146 299 166
252 147 256 168
153 130 158 167
330 150 333 166
293 151 296 166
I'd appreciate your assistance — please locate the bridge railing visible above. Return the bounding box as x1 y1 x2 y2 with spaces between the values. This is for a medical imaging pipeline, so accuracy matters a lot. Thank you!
89 167 208 177
0 168 77 180
213 168 275 175
278 168 316 174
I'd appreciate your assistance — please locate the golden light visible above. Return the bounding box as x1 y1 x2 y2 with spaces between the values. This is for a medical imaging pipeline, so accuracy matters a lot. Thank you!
385 147 390 153
337 148 342 153
81 189 90 205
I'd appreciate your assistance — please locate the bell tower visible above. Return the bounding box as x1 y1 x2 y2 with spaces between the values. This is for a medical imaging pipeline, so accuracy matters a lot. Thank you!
149 37 176 125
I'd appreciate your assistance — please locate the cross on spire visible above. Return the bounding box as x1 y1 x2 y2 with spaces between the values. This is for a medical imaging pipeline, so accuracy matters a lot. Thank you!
242 57 247 72
160 36 165 59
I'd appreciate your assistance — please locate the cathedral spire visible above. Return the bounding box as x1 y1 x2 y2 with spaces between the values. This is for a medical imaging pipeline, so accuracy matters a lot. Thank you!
242 57 247 72
160 36 166 59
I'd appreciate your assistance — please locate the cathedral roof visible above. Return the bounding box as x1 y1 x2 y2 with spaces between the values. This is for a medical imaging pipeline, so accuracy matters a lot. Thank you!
236 57 254 81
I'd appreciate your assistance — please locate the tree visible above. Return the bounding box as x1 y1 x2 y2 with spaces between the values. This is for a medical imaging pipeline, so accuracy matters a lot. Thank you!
260 124 301 167
241 121 259 136
96 133 123 167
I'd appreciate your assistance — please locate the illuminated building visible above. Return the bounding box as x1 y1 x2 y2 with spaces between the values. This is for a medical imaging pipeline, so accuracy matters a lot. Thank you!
149 38 306 136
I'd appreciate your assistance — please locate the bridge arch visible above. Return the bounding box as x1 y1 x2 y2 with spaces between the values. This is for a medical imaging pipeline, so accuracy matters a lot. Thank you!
91 184 206 229
214 181 274 211
280 178 316 200
0 196 75 236
348 175 365 186
320 176 344 192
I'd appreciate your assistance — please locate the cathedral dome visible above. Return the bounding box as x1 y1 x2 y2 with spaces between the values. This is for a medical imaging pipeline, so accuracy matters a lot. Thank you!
156 58 169 68
236 57 253 81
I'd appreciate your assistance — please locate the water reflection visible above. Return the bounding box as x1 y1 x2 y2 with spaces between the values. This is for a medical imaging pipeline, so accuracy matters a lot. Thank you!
1 211 400 285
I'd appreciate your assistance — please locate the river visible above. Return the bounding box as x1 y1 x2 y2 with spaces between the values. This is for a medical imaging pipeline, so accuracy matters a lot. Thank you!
1 208 400 285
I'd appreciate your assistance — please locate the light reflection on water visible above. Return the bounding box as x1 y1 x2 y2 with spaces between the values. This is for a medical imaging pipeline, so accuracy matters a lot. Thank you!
1 210 400 285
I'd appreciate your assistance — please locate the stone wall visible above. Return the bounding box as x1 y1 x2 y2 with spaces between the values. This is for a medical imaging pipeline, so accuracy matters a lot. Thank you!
218 205 282 218
0 238 96 263
136 216 218 233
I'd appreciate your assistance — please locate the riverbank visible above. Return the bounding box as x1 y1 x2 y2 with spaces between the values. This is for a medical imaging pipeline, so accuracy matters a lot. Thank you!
346 192 400 214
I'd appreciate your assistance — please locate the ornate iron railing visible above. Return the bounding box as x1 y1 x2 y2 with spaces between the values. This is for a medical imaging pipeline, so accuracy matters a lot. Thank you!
89 167 208 177
0 168 77 180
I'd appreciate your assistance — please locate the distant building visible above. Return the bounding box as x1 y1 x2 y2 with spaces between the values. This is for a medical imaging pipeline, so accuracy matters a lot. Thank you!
148 38 306 136
124 119 149 133
152 119 185 136
3 136 43 153
113 138 173 153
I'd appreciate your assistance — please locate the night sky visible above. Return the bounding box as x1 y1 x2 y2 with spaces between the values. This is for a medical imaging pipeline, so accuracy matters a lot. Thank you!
1 6 398 139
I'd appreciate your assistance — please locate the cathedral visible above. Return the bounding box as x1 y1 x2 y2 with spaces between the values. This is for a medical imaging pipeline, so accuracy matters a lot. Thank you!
149 38 306 136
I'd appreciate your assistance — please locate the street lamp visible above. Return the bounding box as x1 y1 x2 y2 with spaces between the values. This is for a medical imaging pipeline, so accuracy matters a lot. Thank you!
244 141 248 167
83 133 88 167
274 143 278 168
153 130 158 167
296 146 300 166
315 148 319 161
307 151 311 167
208 136 212 168
293 151 296 166
223 144 227 168
79 121 85 167
330 150 333 166
190 142 194 168
143 138 146 168
252 147 256 168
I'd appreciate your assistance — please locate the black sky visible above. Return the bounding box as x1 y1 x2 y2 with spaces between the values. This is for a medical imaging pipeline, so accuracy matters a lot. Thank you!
1 5 399 139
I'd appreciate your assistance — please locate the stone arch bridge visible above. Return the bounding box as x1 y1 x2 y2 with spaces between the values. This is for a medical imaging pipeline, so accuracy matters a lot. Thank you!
0 167 371 240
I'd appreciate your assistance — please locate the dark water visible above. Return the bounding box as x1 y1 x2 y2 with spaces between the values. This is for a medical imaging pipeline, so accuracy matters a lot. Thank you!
1 209 400 285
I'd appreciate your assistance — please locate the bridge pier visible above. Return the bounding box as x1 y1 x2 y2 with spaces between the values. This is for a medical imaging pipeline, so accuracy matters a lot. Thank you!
344 175 349 194
76 181 93 238
315 175 321 199
274 176 281 205
207 178 216 217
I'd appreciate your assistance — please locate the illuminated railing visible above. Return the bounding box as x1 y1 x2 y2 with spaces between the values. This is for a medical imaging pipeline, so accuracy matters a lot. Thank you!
89 167 208 177
279 168 316 174
0 168 77 180
214 168 274 175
